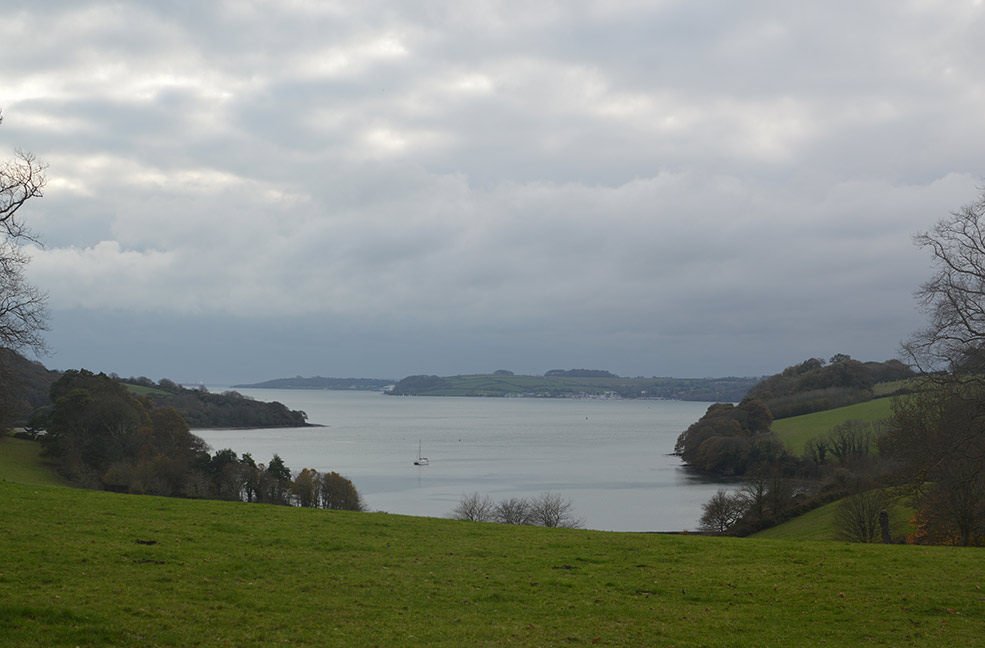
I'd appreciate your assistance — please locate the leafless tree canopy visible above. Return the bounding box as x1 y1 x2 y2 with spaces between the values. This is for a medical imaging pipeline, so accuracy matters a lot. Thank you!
528 492 582 528
451 492 581 528
493 497 533 525
891 185 985 545
698 488 744 533
904 186 985 374
833 490 888 543
451 492 494 522
0 110 48 355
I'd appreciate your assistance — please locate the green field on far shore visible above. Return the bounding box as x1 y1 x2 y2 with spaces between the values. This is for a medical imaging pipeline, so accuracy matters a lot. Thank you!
770 397 896 455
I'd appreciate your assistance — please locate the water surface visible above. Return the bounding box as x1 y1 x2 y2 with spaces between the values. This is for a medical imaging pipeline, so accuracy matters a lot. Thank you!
195 390 729 532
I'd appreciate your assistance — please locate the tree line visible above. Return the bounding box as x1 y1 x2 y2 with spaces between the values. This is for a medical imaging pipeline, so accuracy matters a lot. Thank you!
110 375 310 428
36 369 364 510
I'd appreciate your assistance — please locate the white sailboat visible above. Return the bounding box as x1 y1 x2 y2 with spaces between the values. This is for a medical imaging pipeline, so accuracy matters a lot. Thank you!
414 440 429 466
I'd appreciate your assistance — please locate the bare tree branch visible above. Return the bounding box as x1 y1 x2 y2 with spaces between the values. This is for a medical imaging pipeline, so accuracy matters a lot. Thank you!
0 111 48 355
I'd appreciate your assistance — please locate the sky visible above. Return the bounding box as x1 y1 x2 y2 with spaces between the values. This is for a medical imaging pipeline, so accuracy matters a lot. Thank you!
2 0 984 384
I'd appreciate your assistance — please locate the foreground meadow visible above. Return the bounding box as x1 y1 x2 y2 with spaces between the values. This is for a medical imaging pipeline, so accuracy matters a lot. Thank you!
1 482 983 647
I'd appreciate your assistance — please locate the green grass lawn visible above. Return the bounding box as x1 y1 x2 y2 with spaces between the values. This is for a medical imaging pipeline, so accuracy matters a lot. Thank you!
0 434 68 487
771 397 896 455
123 383 172 396
2 481 984 647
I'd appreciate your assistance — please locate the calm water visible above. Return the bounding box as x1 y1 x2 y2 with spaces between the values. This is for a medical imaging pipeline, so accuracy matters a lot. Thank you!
195 390 729 532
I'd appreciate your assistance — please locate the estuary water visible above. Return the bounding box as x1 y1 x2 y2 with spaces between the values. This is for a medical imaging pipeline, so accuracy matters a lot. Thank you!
194 389 730 532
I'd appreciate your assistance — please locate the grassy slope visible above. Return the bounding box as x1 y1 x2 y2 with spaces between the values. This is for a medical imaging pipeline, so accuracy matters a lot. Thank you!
3 433 983 645
122 383 171 396
0 434 68 487
770 397 896 455
3 482 985 647
751 500 842 541
752 498 915 542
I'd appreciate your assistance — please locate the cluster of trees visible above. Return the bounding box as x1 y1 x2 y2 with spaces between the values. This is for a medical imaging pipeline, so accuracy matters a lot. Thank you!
387 374 452 395
674 398 778 476
803 419 884 470
0 347 59 429
882 383 985 545
1 358 312 433
39 370 206 491
698 467 830 536
745 356 912 419
450 492 582 528
684 375 907 538
290 468 366 511
156 389 308 428
118 375 309 428
689 395 916 539
678 355 911 537
36 369 364 510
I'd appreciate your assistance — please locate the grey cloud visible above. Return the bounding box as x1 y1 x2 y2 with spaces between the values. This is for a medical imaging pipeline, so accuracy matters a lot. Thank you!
7 0 985 381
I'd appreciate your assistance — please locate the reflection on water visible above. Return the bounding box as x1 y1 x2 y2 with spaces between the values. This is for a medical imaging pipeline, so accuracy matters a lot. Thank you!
195 389 732 532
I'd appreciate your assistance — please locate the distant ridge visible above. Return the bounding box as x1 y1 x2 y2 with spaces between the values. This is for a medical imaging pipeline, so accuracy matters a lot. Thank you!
232 376 394 391
386 373 758 401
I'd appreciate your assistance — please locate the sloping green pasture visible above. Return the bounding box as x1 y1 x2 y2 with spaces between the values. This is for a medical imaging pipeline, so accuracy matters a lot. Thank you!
0 434 67 487
771 397 896 455
752 497 915 542
122 383 171 396
751 499 842 541
1 481 984 647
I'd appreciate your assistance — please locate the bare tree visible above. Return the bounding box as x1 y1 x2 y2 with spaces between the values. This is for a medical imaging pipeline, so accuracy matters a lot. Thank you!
891 185 985 545
827 420 873 466
739 467 793 522
451 492 494 522
0 110 48 355
493 497 532 525
904 185 985 374
529 492 581 528
833 490 888 543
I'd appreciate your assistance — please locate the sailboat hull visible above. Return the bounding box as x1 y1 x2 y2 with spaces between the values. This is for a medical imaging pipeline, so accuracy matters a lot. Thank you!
414 440 429 465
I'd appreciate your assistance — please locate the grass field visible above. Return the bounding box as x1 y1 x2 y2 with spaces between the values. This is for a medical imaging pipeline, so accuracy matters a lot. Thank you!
4 422 982 646
3 482 985 647
0 434 67 487
122 383 172 396
751 500 842 541
770 397 896 455
3 434 985 646
752 497 915 543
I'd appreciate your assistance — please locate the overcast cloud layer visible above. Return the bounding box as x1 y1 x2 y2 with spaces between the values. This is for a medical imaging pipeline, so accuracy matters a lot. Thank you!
3 0 984 383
